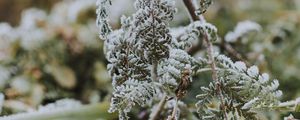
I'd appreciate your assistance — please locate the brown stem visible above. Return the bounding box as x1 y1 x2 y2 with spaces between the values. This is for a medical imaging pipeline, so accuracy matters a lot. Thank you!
151 60 158 81
183 0 205 55
170 98 178 120
149 95 167 120
222 43 250 66
182 0 204 21
182 0 228 119
202 30 228 120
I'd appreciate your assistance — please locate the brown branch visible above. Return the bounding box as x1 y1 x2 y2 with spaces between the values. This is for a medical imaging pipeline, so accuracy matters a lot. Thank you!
202 30 227 119
183 0 201 21
223 43 250 66
183 0 205 55
183 0 228 119
149 95 167 120
170 98 178 120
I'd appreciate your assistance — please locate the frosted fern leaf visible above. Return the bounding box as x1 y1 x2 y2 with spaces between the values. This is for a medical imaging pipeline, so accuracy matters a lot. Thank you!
109 79 155 120
195 0 213 15
195 54 283 119
96 0 112 39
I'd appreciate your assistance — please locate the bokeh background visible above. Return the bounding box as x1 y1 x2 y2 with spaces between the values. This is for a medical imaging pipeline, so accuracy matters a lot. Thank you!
0 0 299 119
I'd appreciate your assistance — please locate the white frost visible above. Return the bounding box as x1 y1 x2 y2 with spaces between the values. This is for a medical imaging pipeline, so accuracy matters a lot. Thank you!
225 20 261 42
234 61 247 72
241 97 259 109
247 65 259 78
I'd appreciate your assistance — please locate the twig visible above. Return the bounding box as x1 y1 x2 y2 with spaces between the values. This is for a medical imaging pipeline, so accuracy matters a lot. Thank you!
149 95 168 120
182 0 204 22
183 0 205 55
195 67 222 74
202 30 228 119
222 43 250 66
151 60 158 81
170 98 178 120
182 0 228 119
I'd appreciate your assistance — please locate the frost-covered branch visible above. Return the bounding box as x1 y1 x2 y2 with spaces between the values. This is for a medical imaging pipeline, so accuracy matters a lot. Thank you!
196 54 285 119
182 0 205 55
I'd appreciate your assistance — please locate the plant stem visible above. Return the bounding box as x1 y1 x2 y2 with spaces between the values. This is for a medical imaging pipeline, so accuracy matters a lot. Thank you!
0 102 116 120
149 95 168 120
151 60 158 81
183 0 205 55
195 68 222 74
202 29 228 120
182 0 204 22
222 43 249 66
170 98 178 120
182 0 228 119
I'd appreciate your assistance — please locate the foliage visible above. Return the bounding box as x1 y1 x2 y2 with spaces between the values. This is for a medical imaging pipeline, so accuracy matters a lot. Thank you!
98 0 300 120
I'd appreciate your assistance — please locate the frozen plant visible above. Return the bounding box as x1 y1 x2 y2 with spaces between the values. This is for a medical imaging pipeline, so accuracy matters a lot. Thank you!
97 0 300 120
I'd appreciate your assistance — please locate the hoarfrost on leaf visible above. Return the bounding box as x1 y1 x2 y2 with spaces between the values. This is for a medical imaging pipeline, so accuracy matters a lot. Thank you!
247 65 259 78
96 0 112 39
225 20 261 42
234 61 247 72
108 79 155 120
241 97 259 110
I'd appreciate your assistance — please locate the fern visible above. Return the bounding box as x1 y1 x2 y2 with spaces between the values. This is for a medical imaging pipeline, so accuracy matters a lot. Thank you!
97 0 300 119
